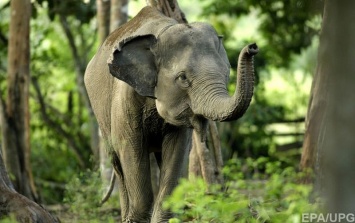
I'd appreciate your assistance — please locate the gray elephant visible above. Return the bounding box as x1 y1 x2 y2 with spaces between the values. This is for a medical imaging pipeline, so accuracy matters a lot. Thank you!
84 6 258 223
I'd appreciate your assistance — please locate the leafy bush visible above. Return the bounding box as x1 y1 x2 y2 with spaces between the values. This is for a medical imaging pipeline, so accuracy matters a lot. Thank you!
164 158 318 223
63 170 117 223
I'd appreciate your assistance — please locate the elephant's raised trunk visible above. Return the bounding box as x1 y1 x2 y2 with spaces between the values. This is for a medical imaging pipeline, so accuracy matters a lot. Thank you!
200 43 258 122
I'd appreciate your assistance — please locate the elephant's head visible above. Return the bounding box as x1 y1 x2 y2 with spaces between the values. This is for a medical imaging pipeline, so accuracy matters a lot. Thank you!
108 7 258 135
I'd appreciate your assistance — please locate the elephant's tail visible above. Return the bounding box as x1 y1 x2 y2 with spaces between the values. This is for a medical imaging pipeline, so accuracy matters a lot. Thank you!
100 170 116 205
100 152 123 205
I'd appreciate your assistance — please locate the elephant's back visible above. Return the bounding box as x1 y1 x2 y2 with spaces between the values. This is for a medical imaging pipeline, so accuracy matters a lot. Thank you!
103 6 177 49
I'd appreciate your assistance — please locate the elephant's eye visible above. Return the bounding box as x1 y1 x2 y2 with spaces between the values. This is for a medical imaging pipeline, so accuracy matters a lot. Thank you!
178 74 187 81
176 72 190 88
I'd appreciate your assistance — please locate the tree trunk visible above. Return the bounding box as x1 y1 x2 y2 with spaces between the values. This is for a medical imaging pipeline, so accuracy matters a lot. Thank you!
0 149 58 222
146 0 187 23
209 121 224 185
188 138 201 178
299 63 325 182
110 0 128 32
0 0 37 201
192 131 218 185
191 128 224 185
97 0 111 44
317 0 355 213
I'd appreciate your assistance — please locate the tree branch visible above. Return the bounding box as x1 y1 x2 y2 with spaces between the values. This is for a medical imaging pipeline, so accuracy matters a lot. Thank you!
192 131 220 186
32 77 86 168
40 98 89 144
208 121 224 184
58 12 100 163
58 14 91 111
58 15 83 68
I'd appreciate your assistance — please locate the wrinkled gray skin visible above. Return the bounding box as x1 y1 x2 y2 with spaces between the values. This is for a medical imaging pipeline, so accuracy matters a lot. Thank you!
84 6 258 223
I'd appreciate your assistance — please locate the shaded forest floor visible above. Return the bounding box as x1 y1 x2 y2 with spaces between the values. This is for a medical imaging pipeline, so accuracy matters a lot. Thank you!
46 204 121 223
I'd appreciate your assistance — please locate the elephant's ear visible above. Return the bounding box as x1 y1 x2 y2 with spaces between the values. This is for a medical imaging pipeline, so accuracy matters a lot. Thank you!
108 35 157 98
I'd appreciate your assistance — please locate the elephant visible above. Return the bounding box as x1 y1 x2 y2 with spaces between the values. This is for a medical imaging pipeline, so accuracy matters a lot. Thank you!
84 6 258 223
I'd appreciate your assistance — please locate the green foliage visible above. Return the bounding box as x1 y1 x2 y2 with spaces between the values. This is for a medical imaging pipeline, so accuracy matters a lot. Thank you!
64 170 102 218
0 0 321 215
0 1 9 78
200 0 323 67
0 215 17 223
28 1 98 204
164 158 318 223
165 178 251 222
193 0 320 162
33 0 96 24
63 170 118 223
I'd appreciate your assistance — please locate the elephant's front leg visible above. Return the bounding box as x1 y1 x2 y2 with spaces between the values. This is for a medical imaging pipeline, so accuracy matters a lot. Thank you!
115 135 154 222
151 127 192 223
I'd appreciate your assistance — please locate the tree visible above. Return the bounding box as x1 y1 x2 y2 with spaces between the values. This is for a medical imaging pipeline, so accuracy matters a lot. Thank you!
58 5 100 167
0 149 57 222
0 0 37 201
189 122 224 185
311 0 355 213
0 0 57 221
146 0 187 23
110 0 128 32
0 0 100 204
299 4 324 177
96 0 110 44
299 52 325 177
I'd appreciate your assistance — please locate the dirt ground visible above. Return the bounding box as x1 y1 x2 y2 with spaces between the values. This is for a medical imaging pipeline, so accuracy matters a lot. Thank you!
46 204 121 223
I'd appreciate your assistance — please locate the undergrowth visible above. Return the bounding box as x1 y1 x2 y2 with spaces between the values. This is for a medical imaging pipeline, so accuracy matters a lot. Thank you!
0 158 319 223
62 170 118 223
164 157 319 223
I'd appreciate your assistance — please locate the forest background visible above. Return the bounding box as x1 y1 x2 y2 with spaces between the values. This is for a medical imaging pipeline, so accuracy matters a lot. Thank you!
1 0 354 222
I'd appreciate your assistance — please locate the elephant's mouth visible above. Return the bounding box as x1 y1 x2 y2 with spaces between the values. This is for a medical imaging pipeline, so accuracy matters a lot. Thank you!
170 106 194 127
